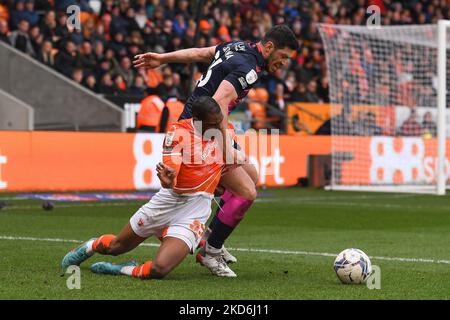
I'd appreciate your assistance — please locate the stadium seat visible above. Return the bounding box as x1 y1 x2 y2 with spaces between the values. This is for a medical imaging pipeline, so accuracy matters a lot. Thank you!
80 12 93 25
248 101 267 129
247 88 276 129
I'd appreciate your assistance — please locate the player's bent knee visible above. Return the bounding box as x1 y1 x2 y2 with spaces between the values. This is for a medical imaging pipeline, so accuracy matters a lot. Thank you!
244 164 258 185
234 184 257 201
244 186 257 201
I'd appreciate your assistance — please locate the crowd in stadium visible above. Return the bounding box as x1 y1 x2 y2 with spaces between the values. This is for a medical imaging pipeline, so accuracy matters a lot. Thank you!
0 0 448 132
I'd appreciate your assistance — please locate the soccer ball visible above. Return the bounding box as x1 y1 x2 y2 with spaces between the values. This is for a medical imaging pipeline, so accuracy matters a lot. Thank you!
334 248 372 284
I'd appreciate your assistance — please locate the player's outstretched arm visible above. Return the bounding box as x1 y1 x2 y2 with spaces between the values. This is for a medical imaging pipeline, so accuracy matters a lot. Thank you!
133 46 216 70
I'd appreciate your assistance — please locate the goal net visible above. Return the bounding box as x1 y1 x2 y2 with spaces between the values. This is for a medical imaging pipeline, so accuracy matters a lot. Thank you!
318 21 450 195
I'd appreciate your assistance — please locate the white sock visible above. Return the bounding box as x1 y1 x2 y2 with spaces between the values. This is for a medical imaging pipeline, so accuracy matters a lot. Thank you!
206 242 222 255
120 266 134 276
85 239 95 255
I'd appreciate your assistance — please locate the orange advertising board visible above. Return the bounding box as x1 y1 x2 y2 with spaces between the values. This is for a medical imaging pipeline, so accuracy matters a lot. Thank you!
0 131 331 191
287 103 330 135
287 103 395 136
335 136 450 185
0 131 139 191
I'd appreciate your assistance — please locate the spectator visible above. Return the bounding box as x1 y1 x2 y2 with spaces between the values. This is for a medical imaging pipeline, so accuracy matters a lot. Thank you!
33 0 52 11
156 73 180 100
54 39 79 77
265 68 285 97
9 0 26 30
98 72 115 95
317 77 330 103
110 5 128 36
23 0 39 27
173 13 187 37
422 111 437 137
104 48 121 75
68 23 84 46
305 80 322 103
29 25 42 54
93 41 105 62
108 31 127 58
72 68 83 85
54 12 70 45
90 22 106 45
99 0 114 16
0 18 10 44
175 0 190 20
129 74 146 97
9 19 34 55
119 56 134 87
268 83 286 130
37 39 55 67
352 111 383 136
95 58 111 79
166 34 183 53
134 6 148 29
157 19 174 50
84 73 98 92
39 10 57 42
113 74 127 95
124 7 141 34
399 109 422 136
79 40 96 73
270 83 286 111
290 82 308 102
296 57 319 84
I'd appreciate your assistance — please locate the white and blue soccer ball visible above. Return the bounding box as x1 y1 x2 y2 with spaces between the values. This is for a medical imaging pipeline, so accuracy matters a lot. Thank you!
334 248 372 284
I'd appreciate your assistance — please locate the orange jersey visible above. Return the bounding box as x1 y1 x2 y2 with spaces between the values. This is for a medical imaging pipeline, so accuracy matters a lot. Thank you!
162 119 231 195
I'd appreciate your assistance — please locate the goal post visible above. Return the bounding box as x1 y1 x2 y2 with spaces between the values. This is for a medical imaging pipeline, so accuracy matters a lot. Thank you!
437 20 450 195
318 21 450 195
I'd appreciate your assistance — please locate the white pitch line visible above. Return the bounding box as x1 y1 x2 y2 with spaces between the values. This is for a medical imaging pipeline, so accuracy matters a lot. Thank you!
1 235 449 265
1 198 436 212
255 198 450 211
0 202 140 211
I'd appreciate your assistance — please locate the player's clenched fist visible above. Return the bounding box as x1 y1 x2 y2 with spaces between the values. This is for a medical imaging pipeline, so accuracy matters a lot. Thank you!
156 162 176 188
133 52 163 70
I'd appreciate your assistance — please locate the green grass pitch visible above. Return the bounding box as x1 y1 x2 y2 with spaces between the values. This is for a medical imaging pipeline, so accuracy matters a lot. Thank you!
0 188 449 300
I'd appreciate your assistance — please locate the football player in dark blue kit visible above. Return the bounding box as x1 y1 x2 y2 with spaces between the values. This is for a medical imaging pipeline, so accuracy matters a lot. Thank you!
134 25 298 277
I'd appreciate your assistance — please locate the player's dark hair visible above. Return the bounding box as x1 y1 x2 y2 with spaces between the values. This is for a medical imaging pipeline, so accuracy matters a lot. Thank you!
192 96 222 120
262 25 298 51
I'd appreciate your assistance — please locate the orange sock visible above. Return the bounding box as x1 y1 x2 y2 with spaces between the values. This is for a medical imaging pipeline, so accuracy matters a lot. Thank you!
131 261 152 279
92 234 115 254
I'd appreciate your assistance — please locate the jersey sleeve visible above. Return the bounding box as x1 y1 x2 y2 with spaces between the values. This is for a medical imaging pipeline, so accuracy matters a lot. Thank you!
215 41 232 55
162 124 184 178
223 58 259 97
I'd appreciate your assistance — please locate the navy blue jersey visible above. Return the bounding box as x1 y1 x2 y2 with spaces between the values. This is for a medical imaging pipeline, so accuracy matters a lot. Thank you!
179 41 266 120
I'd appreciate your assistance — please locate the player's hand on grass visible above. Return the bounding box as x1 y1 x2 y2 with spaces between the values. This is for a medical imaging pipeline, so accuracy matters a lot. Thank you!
133 52 163 69
156 162 176 188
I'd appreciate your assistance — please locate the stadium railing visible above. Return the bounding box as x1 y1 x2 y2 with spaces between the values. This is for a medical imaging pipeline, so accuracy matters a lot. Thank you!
0 41 125 132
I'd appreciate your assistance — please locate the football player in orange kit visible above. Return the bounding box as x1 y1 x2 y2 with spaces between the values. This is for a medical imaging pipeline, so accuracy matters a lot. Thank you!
61 96 237 279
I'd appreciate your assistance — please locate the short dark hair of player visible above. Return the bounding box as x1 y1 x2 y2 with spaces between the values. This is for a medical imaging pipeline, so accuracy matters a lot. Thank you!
192 96 222 121
262 25 299 51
